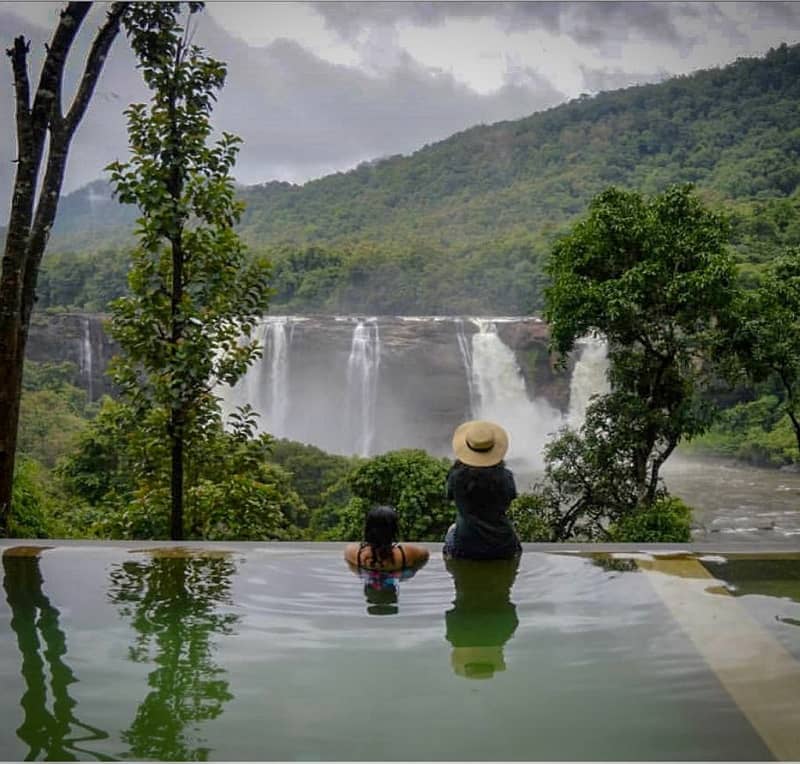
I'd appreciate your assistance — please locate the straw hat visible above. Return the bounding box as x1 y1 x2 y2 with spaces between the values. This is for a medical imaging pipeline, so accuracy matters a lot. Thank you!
452 420 509 467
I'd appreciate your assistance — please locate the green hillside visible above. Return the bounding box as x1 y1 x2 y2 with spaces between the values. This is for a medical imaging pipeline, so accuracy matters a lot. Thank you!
42 43 800 314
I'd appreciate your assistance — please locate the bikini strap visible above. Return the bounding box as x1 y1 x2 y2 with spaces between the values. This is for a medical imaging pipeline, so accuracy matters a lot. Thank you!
395 543 407 568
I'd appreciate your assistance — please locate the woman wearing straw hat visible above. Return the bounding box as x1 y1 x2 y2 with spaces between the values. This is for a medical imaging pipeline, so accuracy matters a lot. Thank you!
443 420 522 560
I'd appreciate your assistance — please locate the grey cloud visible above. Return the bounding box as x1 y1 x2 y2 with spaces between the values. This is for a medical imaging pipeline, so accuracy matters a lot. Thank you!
212 35 565 183
751 2 800 27
1 8 564 214
310 1 710 52
579 65 670 95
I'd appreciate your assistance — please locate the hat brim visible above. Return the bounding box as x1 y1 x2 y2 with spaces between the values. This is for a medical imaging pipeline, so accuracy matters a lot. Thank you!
452 420 509 467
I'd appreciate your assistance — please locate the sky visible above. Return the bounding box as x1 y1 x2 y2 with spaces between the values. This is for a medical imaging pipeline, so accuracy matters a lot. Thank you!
1 1 800 212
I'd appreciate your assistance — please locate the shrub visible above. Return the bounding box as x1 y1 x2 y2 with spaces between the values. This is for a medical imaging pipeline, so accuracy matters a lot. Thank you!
332 449 454 541
508 493 557 542
607 495 693 543
9 458 51 538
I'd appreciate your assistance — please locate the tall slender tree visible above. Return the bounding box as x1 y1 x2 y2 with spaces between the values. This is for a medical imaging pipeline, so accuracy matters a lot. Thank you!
0 2 128 533
107 4 271 540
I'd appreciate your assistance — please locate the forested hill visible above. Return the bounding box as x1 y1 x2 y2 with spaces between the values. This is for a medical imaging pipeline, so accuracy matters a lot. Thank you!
45 43 800 314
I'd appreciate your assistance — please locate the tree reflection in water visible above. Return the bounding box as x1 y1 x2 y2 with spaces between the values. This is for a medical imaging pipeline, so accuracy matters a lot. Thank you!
108 550 240 761
444 557 519 680
2 547 111 761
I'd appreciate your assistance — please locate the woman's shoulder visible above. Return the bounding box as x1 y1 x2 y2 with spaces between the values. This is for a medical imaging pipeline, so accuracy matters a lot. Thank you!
343 542 365 567
345 542 429 570
396 542 430 567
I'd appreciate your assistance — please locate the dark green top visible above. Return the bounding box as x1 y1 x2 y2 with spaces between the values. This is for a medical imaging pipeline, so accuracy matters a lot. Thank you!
445 461 521 560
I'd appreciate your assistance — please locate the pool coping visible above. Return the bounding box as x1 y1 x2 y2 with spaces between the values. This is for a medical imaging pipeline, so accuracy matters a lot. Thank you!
1 538 798 553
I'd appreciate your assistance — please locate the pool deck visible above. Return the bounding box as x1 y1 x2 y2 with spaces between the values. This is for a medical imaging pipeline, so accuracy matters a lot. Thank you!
1 538 798 554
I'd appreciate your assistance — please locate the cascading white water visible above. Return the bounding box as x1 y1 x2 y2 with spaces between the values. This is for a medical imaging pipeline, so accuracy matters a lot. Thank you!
568 336 611 428
214 315 611 464
346 319 381 456
222 317 292 436
455 318 476 414
265 318 291 436
469 319 564 468
79 316 93 400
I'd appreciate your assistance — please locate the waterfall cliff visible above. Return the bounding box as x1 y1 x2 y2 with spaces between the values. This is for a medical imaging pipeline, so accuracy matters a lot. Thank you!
27 313 610 464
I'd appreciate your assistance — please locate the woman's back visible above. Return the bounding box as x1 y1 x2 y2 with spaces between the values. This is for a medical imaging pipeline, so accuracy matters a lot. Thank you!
446 460 520 560
345 542 419 571
344 505 429 571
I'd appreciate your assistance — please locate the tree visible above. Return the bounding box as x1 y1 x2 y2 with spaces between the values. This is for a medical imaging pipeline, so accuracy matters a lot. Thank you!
724 247 800 458
328 450 453 542
0 2 127 533
108 552 239 759
106 4 271 539
543 184 738 528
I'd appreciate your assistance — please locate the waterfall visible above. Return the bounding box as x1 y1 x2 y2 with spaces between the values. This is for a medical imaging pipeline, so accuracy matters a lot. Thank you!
78 316 93 400
346 319 381 456
568 337 610 428
455 319 476 415
265 318 291 436
469 319 563 468
220 317 292 436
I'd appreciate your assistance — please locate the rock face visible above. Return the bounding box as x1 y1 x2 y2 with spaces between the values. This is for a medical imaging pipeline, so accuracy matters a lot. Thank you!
26 312 116 400
221 315 576 458
26 313 582 457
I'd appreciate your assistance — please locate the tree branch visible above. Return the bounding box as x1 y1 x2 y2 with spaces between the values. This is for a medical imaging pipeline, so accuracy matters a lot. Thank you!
65 3 128 133
24 3 128 327
3 37 35 276
30 3 91 147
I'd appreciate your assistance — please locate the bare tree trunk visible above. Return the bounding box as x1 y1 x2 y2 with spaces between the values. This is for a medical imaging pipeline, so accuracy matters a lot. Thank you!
0 3 126 532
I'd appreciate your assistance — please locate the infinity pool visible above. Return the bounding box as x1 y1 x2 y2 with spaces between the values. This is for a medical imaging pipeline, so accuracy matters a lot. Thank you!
0 542 798 761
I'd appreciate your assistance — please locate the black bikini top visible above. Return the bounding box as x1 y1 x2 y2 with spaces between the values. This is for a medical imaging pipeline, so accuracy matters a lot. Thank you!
357 542 407 570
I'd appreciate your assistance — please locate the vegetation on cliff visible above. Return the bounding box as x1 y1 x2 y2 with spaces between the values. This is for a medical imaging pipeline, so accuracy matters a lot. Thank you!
38 43 800 316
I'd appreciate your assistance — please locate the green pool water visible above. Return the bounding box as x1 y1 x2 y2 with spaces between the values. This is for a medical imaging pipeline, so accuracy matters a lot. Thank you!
0 543 798 761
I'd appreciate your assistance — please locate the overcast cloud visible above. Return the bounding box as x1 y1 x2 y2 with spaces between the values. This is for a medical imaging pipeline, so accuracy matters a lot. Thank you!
1 1 799 216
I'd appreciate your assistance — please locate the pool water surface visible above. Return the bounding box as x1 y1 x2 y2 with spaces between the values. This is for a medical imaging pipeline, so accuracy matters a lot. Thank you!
0 543 798 761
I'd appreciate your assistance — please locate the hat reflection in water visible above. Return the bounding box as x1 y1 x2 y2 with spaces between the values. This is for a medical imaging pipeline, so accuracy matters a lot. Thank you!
445 557 520 679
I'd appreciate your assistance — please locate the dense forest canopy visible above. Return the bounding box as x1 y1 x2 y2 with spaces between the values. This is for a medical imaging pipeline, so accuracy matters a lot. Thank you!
39 42 800 315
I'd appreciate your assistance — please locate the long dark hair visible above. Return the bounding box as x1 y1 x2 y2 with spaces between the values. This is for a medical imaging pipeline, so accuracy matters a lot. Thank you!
363 505 399 565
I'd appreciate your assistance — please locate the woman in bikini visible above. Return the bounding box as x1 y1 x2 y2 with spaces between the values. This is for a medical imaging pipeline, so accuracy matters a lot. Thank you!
344 505 429 615
344 505 429 570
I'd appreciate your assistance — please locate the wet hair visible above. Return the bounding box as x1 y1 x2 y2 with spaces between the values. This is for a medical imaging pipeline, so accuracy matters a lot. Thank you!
363 505 399 565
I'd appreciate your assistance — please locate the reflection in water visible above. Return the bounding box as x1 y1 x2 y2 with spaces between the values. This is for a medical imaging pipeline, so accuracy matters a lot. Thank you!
2 548 111 761
589 555 640 575
444 557 519 680
348 563 423 616
701 558 800 603
108 552 240 761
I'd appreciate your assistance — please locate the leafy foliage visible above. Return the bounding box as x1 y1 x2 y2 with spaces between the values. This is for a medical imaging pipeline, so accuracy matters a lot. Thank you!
546 185 738 506
59 400 303 540
683 394 797 467
8 458 51 539
720 247 800 457
607 496 692 543
105 4 272 537
329 450 453 542
508 493 557 542
41 44 800 315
